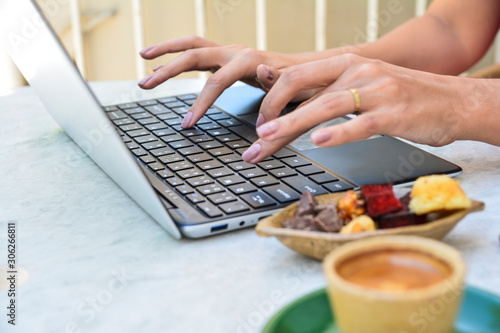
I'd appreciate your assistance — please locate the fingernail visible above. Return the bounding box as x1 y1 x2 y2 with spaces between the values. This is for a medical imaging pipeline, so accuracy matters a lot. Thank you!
181 111 193 128
153 65 163 71
311 131 332 145
138 75 153 87
256 114 265 128
242 143 261 162
257 121 279 138
140 45 154 56
264 66 274 81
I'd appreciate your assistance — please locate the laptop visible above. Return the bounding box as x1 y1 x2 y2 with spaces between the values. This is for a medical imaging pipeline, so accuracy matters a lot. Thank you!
0 0 462 239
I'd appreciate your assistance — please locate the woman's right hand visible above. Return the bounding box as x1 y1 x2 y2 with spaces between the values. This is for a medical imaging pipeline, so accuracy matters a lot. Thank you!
138 35 317 128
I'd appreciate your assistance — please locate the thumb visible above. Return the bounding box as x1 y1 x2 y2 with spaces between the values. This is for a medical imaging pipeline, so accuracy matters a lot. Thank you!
256 64 280 91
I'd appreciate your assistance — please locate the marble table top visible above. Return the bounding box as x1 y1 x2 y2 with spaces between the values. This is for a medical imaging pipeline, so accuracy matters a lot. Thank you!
1 79 499 333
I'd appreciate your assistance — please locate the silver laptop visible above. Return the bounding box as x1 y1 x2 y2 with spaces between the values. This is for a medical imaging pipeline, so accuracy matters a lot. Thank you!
0 0 462 239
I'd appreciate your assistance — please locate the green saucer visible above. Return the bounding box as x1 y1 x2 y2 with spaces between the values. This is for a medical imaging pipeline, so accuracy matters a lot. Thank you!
263 286 500 333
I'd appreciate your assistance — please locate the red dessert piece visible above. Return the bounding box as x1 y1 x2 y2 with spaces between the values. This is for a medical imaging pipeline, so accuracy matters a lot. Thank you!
376 193 427 229
361 183 402 218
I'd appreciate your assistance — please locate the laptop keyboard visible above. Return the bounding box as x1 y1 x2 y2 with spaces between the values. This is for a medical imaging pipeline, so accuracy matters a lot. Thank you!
103 93 353 223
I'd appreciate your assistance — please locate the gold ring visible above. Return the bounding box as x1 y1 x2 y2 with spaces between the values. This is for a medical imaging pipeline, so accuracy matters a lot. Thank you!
348 88 361 114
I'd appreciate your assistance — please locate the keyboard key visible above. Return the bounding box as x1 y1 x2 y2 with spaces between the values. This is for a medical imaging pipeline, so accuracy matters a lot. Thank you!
228 161 255 171
199 141 223 149
217 134 240 142
217 154 242 164
124 107 146 115
131 148 147 156
117 102 138 109
164 117 183 126
197 202 223 218
218 119 242 127
113 118 134 126
197 160 224 170
103 105 118 111
240 192 277 208
205 107 220 115
119 123 142 132
207 191 237 205
180 128 205 137
148 162 165 171
169 139 194 149
187 153 213 163
228 125 259 142
270 167 297 178
208 113 231 121
157 169 174 179
142 141 166 150
127 141 139 150
281 156 311 168
159 154 184 164
153 128 176 137
160 134 184 143
145 123 168 131
198 122 221 131
176 184 194 195
177 93 197 100
182 98 197 106
140 155 156 164
135 134 157 144
196 116 212 124
172 106 190 115
187 176 214 187
198 183 225 195
309 173 339 184
190 134 213 143
281 175 328 196
323 181 354 192
207 128 230 136
250 175 279 187
272 148 296 159
226 140 250 149
107 110 129 120
297 164 324 175
157 112 179 120
145 104 169 114
167 161 194 171
208 147 233 156
218 174 245 186
228 183 258 195
165 101 187 109
206 167 233 178
219 201 250 214
138 117 160 126
131 111 153 120
150 147 175 157
263 184 301 203
258 159 285 170
177 168 203 179
158 97 177 104
238 168 266 179
186 191 205 204
166 176 184 186
138 100 158 107
178 146 203 156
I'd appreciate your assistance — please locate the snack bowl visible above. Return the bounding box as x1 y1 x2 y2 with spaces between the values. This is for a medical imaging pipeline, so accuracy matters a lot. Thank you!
256 191 484 260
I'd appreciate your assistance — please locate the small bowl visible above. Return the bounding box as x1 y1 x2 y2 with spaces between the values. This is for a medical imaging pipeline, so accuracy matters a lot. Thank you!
256 192 484 260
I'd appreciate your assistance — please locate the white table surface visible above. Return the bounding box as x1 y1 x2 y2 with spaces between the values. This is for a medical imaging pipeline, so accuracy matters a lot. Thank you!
1 79 500 333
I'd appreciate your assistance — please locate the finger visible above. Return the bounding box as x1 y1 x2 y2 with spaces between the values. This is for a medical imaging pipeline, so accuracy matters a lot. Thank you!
258 55 351 125
139 47 228 89
241 133 303 164
256 64 279 90
181 58 255 128
256 90 357 141
140 35 220 59
310 111 389 147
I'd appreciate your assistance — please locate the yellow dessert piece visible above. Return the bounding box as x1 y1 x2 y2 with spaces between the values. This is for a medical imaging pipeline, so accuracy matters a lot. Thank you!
340 215 376 234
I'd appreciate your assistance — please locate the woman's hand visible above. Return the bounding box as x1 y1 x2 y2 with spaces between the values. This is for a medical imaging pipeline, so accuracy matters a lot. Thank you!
241 53 491 163
138 35 316 128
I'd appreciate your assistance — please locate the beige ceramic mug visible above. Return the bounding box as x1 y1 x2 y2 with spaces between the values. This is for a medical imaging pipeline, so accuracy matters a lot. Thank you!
323 235 466 333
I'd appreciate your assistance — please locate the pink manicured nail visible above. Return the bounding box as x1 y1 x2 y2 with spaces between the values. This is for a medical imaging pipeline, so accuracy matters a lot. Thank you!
181 111 193 128
257 121 279 138
242 143 261 162
140 45 154 56
138 75 153 87
311 131 332 145
153 65 163 71
256 114 265 128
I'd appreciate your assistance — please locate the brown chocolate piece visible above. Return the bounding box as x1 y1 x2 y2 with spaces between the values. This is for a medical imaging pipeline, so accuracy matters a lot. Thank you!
282 215 323 232
295 190 318 217
376 192 427 229
314 202 336 214
314 206 344 233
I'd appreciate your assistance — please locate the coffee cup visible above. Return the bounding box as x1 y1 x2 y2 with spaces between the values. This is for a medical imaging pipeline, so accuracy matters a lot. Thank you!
323 235 466 333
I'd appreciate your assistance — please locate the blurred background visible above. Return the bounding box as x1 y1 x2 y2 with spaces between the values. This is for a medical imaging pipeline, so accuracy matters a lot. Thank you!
1 0 499 91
